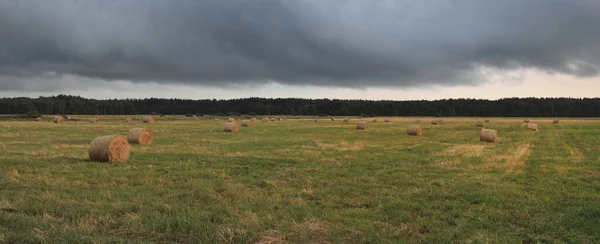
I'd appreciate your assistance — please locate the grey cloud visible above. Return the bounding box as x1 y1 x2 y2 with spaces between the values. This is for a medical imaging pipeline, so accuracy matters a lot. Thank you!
1 0 600 91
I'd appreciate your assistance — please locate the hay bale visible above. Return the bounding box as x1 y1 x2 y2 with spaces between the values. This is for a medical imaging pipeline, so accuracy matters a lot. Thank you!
343 119 349 123
143 116 154 123
527 123 539 131
251 118 257 121
277 118 282 121
480 129 497 143
88 135 131 162
90 118 98 123
241 120 252 127
431 120 439 125
356 120 368 130
476 120 485 127
224 122 239 132
270 118 276 121
553 120 559 124
126 118 133 123
384 118 391 122
524 119 530 123
53 116 64 124
314 119 319 122
437 119 444 123
127 128 153 145
35 117 42 121
331 118 335 121
262 118 269 122
228 118 235 122
484 119 490 123
406 125 422 136
372 119 378 122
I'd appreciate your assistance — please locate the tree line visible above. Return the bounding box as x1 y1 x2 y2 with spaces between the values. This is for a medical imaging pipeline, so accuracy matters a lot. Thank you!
1 95 599 117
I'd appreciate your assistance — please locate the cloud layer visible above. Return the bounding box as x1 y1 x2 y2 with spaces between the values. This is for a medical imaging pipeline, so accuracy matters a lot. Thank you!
1 0 600 91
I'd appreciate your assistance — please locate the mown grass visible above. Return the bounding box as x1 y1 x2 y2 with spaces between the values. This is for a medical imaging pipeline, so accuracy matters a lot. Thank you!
0 116 599 243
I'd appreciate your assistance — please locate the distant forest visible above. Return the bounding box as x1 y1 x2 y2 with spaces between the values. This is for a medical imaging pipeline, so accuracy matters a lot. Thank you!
1 95 600 117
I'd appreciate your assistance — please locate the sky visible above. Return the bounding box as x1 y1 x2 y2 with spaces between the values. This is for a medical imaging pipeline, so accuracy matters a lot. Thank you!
1 0 600 100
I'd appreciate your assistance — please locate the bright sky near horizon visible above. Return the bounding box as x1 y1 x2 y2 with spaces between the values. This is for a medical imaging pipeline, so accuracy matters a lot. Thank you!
1 1 599 100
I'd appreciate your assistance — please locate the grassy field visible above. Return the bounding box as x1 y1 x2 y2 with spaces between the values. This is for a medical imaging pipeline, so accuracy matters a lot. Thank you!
1 116 599 243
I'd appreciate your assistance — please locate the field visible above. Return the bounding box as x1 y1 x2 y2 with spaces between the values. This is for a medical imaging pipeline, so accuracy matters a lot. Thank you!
1 116 599 243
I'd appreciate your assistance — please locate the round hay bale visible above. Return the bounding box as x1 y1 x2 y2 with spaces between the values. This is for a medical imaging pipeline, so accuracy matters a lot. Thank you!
524 119 531 123
35 117 42 121
270 118 276 121
90 118 98 123
53 116 64 124
314 119 319 122
241 119 252 127
143 116 154 123
224 122 239 132
228 118 235 122
262 118 269 122
343 119 349 123
356 120 368 130
480 129 497 143
438 119 444 123
527 123 539 131
277 118 282 121
384 118 391 122
251 118 257 121
127 128 153 145
372 119 378 122
331 118 335 121
88 135 131 162
476 120 485 127
431 120 439 125
484 119 491 123
406 125 422 136
553 120 559 124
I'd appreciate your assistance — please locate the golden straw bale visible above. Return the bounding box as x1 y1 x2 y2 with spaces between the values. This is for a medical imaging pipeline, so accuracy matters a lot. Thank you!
372 119 378 122
484 119 490 123
262 118 269 122
314 119 319 122
251 118 257 121
228 118 235 122
127 128 153 145
480 129 497 143
143 116 154 123
431 120 439 125
356 120 368 130
476 120 485 127
524 119 531 123
241 120 252 127
343 119 349 123
53 116 64 124
406 125 422 136
224 122 239 132
527 123 539 131
384 118 391 122
553 120 559 124
331 118 335 121
88 135 130 162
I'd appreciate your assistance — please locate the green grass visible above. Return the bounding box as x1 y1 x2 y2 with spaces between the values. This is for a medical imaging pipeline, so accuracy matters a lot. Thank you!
1 117 599 243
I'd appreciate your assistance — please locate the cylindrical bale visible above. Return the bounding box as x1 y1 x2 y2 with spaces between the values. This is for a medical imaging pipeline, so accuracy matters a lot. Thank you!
143 116 154 123
228 118 235 122
277 118 282 121
406 125 422 136
88 135 131 162
524 119 531 123
251 118 257 121
553 120 559 124
262 118 269 122
384 119 391 122
431 120 439 125
484 119 491 123
480 129 497 143
127 128 153 145
53 116 64 124
343 119 349 123
356 120 368 130
224 122 239 132
314 119 319 122
476 120 485 127
372 119 378 122
527 123 539 131
331 118 335 121
241 120 252 127
90 118 98 123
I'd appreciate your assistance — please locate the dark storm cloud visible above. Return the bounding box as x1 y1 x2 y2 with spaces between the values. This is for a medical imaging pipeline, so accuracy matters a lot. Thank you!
1 0 600 91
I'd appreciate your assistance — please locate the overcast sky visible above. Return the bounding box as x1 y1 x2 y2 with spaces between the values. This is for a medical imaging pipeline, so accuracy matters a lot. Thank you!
1 0 600 100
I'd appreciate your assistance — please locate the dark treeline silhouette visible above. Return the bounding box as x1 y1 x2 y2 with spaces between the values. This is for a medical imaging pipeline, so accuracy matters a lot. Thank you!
1 95 600 117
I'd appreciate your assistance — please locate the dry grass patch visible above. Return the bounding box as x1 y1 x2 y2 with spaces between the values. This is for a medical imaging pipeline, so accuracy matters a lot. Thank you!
438 144 487 157
314 140 363 152
6 168 20 182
